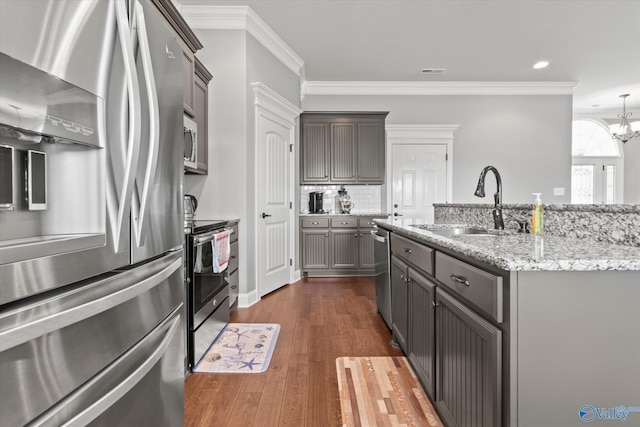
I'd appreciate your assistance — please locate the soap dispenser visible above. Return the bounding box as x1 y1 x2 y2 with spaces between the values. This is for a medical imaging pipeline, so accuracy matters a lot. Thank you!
531 193 544 236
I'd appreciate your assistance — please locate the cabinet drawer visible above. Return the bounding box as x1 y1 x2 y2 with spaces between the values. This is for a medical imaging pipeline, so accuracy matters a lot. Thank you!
435 252 503 323
229 241 238 272
390 233 433 276
229 224 238 243
359 218 382 228
301 218 329 228
331 218 358 228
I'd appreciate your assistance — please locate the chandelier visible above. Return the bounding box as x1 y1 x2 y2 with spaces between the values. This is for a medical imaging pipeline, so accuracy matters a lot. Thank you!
609 94 640 143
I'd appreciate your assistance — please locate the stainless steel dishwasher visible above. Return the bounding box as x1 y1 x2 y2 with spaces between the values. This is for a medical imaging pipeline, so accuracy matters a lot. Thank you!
371 226 391 329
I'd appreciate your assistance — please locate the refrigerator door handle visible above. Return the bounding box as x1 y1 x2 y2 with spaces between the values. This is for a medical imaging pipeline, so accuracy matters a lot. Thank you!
113 0 142 250
131 0 160 247
0 255 182 352
31 308 181 427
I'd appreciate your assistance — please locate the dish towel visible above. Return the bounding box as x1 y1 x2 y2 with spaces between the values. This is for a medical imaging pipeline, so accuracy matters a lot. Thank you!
212 229 231 273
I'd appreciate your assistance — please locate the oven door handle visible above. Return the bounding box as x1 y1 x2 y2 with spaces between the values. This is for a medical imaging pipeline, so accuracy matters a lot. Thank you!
194 228 234 246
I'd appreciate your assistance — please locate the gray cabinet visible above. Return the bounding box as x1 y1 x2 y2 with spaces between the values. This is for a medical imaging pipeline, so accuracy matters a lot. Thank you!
331 229 359 269
390 255 409 352
301 229 330 270
357 121 386 182
300 216 385 276
435 288 502 427
300 112 388 184
330 122 357 182
408 268 436 401
186 57 212 175
301 122 330 182
183 51 195 117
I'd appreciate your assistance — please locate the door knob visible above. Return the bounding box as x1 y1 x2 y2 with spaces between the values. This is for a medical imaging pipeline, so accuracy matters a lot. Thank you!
394 212 403 217
261 212 272 219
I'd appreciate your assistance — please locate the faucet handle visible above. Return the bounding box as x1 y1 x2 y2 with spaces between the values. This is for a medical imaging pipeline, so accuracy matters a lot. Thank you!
514 217 530 233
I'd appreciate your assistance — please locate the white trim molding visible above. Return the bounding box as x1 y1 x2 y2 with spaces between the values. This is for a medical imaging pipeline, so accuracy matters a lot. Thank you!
252 82 302 125
238 289 259 308
386 124 460 141
385 124 460 208
181 5 304 76
301 81 578 98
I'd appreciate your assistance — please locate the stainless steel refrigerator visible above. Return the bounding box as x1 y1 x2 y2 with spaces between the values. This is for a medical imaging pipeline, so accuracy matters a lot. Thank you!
0 0 185 425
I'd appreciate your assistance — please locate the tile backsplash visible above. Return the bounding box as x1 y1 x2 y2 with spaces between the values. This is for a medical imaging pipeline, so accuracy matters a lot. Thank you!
300 185 383 214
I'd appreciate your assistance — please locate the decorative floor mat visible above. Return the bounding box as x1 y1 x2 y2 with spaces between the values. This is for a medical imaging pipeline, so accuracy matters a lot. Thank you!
336 356 444 427
194 323 280 373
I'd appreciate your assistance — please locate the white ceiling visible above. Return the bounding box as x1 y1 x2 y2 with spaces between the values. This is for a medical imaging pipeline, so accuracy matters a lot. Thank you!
179 0 640 114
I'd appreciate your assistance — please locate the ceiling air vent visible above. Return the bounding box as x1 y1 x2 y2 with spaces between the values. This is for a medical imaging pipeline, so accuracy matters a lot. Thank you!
420 68 446 75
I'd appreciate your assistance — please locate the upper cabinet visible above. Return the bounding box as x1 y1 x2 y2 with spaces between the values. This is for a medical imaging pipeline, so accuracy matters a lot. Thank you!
183 52 195 117
300 112 388 184
188 57 212 175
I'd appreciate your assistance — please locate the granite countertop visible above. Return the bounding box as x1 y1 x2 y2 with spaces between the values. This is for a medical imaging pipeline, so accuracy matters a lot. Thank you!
300 213 390 217
375 218 640 272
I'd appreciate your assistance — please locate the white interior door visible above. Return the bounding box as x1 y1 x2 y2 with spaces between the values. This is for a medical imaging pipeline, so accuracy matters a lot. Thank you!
257 115 293 297
392 144 448 222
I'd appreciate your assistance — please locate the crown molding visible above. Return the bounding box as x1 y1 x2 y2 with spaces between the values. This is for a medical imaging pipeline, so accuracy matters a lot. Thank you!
180 5 304 77
252 83 302 125
301 81 578 98
386 124 460 140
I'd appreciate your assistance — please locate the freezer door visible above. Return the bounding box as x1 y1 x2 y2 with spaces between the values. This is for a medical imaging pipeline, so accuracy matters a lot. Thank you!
130 0 184 264
0 250 183 426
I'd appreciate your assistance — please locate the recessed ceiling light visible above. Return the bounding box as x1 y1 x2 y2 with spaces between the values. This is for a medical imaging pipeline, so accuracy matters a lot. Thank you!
420 68 446 75
533 61 549 69
592 104 600 107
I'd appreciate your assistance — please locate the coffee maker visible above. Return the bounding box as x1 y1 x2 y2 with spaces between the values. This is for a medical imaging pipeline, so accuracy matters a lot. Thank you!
308 191 324 213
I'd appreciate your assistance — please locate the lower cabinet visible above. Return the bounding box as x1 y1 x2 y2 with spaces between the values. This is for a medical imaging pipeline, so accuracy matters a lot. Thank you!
390 255 409 352
435 288 502 427
331 229 359 268
389 229 504 427
301 229 330 269
408 268 436 401
301 216 385 276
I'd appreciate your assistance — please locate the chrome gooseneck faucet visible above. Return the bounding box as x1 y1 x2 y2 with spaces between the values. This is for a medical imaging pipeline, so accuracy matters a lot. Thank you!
474 166 504 229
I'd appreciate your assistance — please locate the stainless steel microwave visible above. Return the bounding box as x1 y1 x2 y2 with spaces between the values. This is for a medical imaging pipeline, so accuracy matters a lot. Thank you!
184 115 198 171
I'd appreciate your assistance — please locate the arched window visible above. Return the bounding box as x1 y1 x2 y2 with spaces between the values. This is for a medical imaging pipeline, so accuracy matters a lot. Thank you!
571 119 623 204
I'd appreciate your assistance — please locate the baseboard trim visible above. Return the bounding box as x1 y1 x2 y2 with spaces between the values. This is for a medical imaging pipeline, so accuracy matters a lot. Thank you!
238 289 259 308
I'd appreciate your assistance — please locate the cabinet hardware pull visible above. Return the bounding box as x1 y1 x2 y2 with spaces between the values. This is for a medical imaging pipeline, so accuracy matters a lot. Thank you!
231 285 237 289
342 222 348 224
450 274 470 286
325 234 328 237
354 233 358 237
400 274 405 280
403 248 412 254
432 302 439 308
230 255 237 260
311 221 319 225
359 233 363 237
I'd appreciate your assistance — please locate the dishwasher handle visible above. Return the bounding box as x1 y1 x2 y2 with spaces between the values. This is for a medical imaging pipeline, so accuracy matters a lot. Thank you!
370 229 387 243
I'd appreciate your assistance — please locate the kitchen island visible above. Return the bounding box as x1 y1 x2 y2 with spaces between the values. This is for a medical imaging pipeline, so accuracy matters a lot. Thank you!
375 216 640 427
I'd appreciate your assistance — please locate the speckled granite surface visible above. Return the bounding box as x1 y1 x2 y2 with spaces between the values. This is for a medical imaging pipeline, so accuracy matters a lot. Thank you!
375 217 640 272
300 213 389 217
434 204 640 247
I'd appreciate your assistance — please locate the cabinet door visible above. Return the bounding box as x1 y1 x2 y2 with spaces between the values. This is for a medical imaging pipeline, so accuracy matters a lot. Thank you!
193 73 208 173
435 288 502 427
331 229 359 269
408 268 436 400
301 229 329 269
390 255 409 352
301 122 330 183
330 122 357 182
357 120 385 183
358 229 376 269
183 51 195 117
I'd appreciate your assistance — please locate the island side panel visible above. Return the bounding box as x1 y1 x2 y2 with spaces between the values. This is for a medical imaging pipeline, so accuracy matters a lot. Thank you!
515 270 640 427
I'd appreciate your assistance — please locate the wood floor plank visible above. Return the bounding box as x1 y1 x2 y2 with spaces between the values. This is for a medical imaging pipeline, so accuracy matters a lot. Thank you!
184 277 409 426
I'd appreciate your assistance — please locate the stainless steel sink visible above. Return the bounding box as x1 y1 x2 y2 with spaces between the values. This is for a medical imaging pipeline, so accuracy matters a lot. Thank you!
410 224 491 236
428 227 490 236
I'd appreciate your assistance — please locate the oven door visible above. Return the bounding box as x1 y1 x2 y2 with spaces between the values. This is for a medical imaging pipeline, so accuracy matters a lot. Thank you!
190 229 229 329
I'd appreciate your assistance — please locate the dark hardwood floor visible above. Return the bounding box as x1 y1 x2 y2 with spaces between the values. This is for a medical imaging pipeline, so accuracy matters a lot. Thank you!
184 276 403 427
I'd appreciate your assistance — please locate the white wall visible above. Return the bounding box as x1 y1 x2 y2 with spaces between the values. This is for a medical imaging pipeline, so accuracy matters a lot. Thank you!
302 94 573 204
623 140 640 203
185 29 301 305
